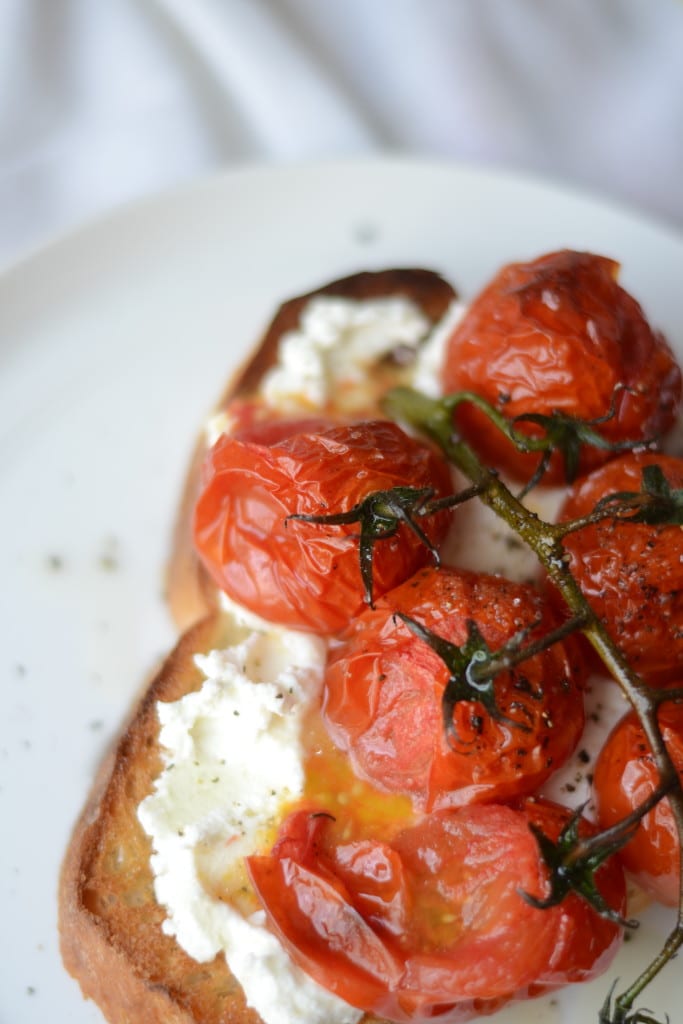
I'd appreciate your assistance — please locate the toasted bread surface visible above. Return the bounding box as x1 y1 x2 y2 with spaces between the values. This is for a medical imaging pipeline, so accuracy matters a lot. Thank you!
59 614 263 1024
165 268 457 632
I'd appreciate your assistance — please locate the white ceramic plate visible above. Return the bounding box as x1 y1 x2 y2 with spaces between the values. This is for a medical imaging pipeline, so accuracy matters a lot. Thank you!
1 157 681 1024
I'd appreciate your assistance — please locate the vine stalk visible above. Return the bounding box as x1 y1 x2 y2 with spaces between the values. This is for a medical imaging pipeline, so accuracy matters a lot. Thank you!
384 386 683 1023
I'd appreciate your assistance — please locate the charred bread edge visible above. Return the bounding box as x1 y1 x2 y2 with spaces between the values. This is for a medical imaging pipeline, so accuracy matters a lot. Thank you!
165 268 457 632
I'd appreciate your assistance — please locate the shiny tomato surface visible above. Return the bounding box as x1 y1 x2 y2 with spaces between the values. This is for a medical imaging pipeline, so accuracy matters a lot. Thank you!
193 419 453 633
247 801 624 1022
441 250 681 484
556 452 683 683
323 566 586 810
593 700 683 907
520 799 626 990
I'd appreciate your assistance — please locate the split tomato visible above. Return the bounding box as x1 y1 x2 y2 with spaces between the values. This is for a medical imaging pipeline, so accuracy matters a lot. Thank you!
323 566 586 810
593 699 683 907
193 419 453 633
441 250 680 484
556 451 683 683
247 800 625 1022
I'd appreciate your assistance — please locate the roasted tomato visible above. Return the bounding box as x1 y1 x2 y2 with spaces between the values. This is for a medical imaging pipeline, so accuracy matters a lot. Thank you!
247 801 624 1022
520 799 626 990
323 566 586 810
555 452 683 683
193 419 453 633
441 250 681 484
593 699 683 907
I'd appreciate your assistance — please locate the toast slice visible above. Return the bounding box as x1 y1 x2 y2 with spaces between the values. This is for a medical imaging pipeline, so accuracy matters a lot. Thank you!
60 612 412 1024
165 268 457 632
59 613 266 1024
61 268 457 1024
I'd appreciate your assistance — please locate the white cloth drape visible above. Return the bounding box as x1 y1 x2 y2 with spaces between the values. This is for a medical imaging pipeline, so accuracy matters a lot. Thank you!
2 0 682 268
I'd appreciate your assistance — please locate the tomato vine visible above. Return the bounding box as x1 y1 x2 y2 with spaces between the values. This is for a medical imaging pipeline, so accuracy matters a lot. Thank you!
383 384 683 1024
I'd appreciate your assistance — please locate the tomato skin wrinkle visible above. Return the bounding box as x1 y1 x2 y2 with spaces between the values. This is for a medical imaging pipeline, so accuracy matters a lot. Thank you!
594 698 683 908
555 451 683 683
247 802 625 1023
519 800 626 990
323 566 586 811
193 419 452 633
441 250 681 484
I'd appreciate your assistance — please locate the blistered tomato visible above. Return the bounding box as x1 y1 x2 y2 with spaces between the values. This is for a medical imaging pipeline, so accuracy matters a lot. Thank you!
441 250 680 484
193 419 453 633
556 451 683 683
323 566 586 809
594 700 683 907
248 800 624 1022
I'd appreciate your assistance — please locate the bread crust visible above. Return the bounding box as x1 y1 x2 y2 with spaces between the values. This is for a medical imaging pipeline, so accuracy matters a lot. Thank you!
165 268 457 632
59 614 262 1024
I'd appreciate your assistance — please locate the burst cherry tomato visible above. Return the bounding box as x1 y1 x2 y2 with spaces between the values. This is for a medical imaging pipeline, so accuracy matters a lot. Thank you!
323 566 586 810
593 700 683 907
556 452 683 683
247 800 624 1022
441 250 681 484
193 419 453 633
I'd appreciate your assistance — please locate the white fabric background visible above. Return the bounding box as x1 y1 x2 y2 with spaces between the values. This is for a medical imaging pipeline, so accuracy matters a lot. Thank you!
1 0 683 269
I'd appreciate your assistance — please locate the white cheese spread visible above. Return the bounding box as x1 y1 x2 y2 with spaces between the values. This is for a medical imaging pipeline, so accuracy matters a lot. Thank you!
137 614 360 1024
260 294 431 410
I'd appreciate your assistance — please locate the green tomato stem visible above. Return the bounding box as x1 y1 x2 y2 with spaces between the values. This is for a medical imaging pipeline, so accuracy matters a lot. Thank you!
384 386 683 1022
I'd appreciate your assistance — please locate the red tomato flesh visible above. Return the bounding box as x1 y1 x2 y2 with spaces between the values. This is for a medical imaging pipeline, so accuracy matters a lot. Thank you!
247 800 624 1022
441 250 681 484
521 799 626 990
556 451 683 683
323 566 586 810
193 419 453 633
593 699 683 907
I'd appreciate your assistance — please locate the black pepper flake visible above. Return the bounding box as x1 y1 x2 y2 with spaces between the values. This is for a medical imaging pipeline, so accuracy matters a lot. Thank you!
98 536 121 572
504 535 524 551
578 749 591 764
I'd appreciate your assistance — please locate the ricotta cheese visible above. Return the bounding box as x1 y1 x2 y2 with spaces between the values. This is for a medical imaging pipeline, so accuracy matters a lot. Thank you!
137 616 360 1024
260 293 432 410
